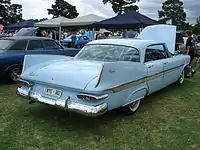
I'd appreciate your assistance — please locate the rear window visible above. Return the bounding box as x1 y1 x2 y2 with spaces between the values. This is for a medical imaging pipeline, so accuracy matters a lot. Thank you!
0 39 14 50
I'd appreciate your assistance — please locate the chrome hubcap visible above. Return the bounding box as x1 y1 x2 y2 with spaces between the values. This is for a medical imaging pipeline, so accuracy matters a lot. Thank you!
180 71 185 84
10 68 21 81
129 100 140 112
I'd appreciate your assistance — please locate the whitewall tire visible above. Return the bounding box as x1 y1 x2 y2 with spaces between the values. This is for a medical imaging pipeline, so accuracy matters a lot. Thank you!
119 100 141 115
176 70 185 85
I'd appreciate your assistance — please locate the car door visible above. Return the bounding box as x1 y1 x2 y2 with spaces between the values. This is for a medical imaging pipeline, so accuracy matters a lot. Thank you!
5 39 28 68
144 45 166 94
162 44 180 85
42 39 64 55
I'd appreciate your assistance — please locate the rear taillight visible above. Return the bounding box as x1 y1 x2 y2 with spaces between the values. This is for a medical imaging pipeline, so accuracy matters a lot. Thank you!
20 81 28 86
18 79 31 87
77 94 108 101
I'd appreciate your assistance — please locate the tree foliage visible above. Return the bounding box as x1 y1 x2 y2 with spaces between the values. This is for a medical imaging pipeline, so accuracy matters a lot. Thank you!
103 0 139 15
158 0 186 25
0 0 22 25
47 0 79 19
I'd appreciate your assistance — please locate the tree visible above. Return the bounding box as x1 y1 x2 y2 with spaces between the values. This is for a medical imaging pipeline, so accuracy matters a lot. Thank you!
47 0 78 19
8 4 23 24
158 0 186 25
177 22 192 30
0 0 22 25
103 0 139 15
0 0 11 25
34 18 48 22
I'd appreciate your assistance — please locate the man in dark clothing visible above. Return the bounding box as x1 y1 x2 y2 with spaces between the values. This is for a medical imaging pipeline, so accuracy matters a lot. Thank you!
185 30 196 76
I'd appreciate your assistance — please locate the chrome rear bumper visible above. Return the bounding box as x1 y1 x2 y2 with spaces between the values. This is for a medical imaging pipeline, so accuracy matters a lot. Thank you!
16 86 108 116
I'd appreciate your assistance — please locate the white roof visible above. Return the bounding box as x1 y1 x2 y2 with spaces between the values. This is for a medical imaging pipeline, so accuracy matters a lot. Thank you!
34 16 71 27
61 14 106 26
88 39 157 49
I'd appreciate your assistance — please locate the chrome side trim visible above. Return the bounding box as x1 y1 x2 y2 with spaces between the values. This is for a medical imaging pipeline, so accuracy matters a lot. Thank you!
103 64 184 92
95 64 104 88
122 96 144 107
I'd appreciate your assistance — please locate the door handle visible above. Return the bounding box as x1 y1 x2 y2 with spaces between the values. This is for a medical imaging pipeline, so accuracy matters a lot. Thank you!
164 62 168 65
148 65 154 68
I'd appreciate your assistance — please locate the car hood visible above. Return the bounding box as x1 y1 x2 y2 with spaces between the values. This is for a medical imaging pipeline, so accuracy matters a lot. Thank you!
21 60 103 90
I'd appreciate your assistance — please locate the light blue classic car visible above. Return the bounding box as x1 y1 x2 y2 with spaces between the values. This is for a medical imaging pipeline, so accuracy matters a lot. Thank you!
16 25 190 116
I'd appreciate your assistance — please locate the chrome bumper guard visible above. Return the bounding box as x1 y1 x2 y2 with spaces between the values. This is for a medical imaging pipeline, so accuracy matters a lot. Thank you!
16 86 108 116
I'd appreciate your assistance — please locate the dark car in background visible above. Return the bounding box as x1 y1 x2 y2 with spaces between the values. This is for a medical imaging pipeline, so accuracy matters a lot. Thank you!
0 36 80 82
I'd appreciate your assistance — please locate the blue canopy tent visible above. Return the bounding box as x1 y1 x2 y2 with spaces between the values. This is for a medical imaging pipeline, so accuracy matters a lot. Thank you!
92 11 158 29
3 19 35 30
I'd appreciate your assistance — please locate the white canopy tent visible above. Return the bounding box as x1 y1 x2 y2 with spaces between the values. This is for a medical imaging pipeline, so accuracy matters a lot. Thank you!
34 16 71 28
34 16 71 42
61 14 107 27
61 14 107 40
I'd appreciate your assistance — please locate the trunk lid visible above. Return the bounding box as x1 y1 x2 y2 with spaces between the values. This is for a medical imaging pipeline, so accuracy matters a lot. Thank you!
22 60 103 90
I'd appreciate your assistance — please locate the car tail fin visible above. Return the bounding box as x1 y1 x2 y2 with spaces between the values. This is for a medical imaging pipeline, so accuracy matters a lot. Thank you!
22 55 72 73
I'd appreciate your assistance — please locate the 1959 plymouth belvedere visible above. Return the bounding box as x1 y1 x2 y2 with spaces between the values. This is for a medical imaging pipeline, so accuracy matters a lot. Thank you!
16 25 190 116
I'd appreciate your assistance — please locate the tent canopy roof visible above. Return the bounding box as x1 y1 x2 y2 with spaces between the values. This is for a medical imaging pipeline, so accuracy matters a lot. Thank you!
4 19 34 30
92 11 158 29
61 14 107 26
34 16 71 28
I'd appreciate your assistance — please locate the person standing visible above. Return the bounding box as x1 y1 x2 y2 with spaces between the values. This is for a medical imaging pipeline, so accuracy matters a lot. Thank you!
185 30 196 77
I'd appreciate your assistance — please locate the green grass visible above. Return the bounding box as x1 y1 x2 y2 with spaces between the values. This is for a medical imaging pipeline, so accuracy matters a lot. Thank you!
1 74 200 150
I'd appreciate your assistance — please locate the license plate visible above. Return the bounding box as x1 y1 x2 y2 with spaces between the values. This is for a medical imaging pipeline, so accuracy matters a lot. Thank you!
45 88 62 97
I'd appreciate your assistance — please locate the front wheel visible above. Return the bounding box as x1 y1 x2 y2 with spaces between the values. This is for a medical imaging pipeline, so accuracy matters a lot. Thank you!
119 100 141 115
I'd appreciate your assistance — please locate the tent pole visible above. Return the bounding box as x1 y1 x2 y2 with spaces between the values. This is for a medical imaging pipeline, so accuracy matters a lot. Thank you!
59 26 61 44
92 28 95 40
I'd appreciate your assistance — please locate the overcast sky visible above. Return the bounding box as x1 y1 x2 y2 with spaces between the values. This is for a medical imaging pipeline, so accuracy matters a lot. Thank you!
11 0 199 24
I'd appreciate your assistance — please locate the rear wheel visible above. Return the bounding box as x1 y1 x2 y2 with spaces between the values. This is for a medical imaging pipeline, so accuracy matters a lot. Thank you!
6 67 22 83
176 70 185 85
119 100 141 115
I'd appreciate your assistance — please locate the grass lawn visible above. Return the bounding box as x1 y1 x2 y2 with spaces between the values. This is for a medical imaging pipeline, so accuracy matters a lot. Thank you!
0 73 200 150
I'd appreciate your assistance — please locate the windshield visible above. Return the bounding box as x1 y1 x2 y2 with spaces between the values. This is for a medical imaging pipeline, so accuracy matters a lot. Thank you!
0 39 14 50
75 44 140 62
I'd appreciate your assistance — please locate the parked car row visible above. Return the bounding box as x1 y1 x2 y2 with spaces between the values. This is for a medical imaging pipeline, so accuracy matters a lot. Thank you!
16 25 191 117
0 36 80 82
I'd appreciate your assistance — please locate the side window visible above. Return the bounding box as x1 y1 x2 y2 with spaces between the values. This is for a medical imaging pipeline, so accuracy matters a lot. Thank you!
83 36 89 40
145 44 168 62
8 40 28 50
43 40 59 49
79 36 84 40
120 47 140 62
27 40 43 50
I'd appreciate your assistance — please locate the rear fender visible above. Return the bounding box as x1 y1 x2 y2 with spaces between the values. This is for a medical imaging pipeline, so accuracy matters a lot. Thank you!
122 87 148 107
85 62 146 92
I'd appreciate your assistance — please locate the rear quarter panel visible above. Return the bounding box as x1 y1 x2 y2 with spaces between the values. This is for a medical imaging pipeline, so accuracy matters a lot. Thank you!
85 61 148 109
